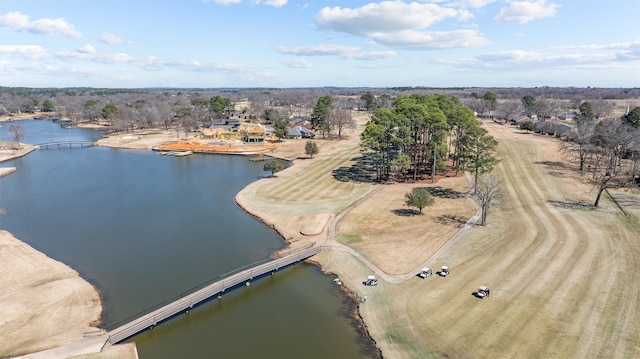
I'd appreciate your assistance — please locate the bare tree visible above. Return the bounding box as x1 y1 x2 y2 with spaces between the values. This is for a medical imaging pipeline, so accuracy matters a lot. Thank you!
327 107 356 138
562 121 595 175
590 99 613 119
9 125 25 152
82 100 101 123
496 101 522 123
472 173 504 226
174 106 195 140
588 119 637 207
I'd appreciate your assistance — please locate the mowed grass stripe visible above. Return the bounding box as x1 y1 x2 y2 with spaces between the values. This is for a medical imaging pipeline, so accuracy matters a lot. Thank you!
581 217 640 358
486 130 638 358
429 132 602 358
258 140 362 206
495 136 612 358
469 137 582 357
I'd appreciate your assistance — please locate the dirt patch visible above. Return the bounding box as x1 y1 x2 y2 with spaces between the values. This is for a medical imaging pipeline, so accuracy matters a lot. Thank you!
94 130 178 150
337 178 475 275
300 213 333 236
157 140 277 154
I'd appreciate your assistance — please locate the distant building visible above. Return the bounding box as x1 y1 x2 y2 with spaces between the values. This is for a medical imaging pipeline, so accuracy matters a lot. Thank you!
288 125 313 139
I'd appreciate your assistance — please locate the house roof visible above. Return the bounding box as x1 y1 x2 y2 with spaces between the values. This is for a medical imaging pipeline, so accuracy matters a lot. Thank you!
288 125 311 137
239 123 266 135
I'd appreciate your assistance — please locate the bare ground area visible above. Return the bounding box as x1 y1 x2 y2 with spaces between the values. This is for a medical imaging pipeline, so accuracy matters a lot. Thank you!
0 231 102 358
93 129 179 150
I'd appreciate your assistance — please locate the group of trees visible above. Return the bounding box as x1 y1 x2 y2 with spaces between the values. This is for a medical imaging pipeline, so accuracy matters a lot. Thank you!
360 93 499 188
358 93 502 224
563 103 640 207
309 95 357 139
9 86 638 224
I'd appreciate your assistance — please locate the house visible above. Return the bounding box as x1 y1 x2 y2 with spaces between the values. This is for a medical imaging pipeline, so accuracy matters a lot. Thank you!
523 110 538 119
210 119 227 126
288 125 313 139
208 118 241 127
534 121 573 138
199 127 235 140
558 113 575 121
239 123 266 142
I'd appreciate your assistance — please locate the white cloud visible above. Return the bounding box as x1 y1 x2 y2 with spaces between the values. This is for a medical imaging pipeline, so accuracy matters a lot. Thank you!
317 2 460 35
348 51 397 60
315 2 488 50
0 45 47 59
494 0 559 23
282 59 312 68
276 44 360 56
374 29 490 50
276 44 396 60
550 40 640 53
615 41 640 61
0 12 82 38
100 33 126 44
255 0 287 7
454 39 640 71
476 49 543 63
139 56 251 74
78 44 96 54
96 53 135 64
462 0 498 7
57 50 134 64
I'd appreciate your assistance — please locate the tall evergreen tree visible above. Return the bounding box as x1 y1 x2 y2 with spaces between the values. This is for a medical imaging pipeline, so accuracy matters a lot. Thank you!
311 95 333 138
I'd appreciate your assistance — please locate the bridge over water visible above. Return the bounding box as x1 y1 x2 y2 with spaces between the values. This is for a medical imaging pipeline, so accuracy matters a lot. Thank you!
35 141 94 149
100 244 320 347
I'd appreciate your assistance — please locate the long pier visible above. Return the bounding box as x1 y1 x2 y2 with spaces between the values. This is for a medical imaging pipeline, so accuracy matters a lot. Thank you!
35 141 94 149
104 245 321 345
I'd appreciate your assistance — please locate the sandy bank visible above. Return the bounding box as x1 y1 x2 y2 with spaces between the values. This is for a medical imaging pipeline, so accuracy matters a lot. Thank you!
0 231 102 357
0 143 36 163
0 144 137 358
0 167 16 177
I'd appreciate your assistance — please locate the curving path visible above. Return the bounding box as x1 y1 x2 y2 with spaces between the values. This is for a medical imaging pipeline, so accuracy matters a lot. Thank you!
321 175 482 284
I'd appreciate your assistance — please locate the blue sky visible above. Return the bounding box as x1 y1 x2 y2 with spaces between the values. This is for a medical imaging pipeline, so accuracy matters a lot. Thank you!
1 0 638 88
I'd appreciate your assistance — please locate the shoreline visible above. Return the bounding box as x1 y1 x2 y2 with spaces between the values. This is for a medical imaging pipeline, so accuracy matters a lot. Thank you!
2 100 638 357
2 117 477 358
0 230 104 358
7 118 634 358
1 130 381 357
309 257 384 358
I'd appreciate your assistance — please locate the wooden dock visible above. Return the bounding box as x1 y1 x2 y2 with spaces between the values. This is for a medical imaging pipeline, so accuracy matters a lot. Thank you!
104 245 321 345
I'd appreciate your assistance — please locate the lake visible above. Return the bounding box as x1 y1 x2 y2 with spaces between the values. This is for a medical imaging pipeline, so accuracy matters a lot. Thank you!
0 120 378 358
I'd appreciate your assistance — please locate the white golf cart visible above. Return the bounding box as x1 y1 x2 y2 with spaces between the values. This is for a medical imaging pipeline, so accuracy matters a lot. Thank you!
419 267 432 278
440 265 449 277
477 286 490 298
364 275 378 286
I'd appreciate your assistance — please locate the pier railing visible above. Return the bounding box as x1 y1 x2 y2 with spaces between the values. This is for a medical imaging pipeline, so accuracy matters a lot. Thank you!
103 243 320 344
35 141 94 149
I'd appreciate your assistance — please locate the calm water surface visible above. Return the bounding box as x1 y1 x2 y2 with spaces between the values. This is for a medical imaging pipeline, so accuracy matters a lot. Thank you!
0 120 378 358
